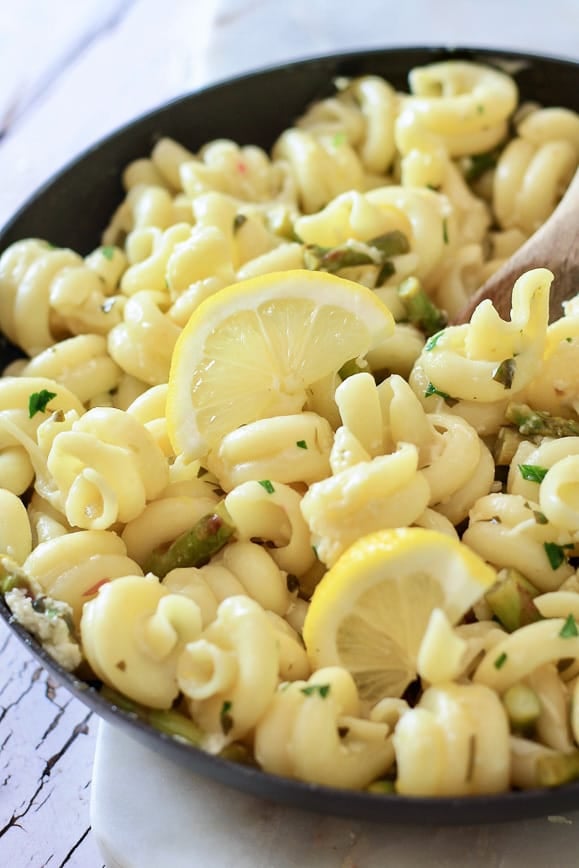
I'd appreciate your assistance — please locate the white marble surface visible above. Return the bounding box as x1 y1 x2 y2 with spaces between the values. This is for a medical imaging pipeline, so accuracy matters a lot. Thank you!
1 1 579 866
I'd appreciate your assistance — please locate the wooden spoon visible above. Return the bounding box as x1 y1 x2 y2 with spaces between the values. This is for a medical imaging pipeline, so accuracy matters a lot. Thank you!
453 168 579 325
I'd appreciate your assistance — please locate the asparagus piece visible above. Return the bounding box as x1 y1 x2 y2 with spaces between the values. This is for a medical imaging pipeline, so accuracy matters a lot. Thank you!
338 358 366 380
367 779 396 794
303 230 409 276
101 686 255 760
0 571 34 595
462 143 503 183
146 506 235 579
502 683 541 733
485 568 541 632
506 403 579 438
369 231 411 259
101 685 204 745
219 742 255 765
536 750 579 788
397 276 448 337
304 243 375 272
493 426 526 465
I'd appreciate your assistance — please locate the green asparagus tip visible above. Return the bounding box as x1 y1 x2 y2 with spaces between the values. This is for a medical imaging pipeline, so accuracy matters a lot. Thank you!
506 404 579 439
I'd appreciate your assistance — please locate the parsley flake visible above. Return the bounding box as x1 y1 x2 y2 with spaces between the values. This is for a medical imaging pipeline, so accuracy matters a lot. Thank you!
518 464 549 483
296 440 308 449
332 132 347 147
424 382 452 401
533 510 548 525
442 218 449 245
477 104 485 115
492 358 516 389
566 337 573 343
544 541 573 570
28 389 57 418
494 652 508 670
300 684 331 698
220 700 234 735
559 614 579 639
101 245 115 260
258 479 275 494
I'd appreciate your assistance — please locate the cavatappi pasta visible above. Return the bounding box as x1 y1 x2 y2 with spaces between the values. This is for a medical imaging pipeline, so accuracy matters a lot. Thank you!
1 59 579 797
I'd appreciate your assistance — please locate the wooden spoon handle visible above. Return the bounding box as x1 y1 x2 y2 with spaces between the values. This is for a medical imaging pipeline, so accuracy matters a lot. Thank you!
453 168 579 325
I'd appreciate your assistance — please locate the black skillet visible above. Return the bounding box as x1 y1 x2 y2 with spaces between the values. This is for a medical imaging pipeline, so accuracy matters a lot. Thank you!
2 46 579 825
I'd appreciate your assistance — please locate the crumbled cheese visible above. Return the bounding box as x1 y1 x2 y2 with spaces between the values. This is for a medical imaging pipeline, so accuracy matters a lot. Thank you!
5 589 82 671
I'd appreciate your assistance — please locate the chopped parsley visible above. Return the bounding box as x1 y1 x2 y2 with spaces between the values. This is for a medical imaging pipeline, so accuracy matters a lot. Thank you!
220 700 234 735
424 382 452 401
492 358 516 389
101 245 115 260
296 440 308 449
494 652 508 670
559 614 579 639
300 684 331 698
476 104 485 115
28 389 57 418
442 218 449 245
258 479 275 494
424 330 446 351
566 337 573 343
533 510 548 525
332 132 347 147
518 464 549 483
544 541 573 571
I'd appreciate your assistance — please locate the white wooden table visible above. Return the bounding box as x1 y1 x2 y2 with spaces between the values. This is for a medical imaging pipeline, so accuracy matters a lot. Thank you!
1 2 578 865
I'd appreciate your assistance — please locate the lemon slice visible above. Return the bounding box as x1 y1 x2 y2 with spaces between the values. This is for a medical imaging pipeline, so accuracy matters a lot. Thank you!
302 528 496 705
166 270 393 459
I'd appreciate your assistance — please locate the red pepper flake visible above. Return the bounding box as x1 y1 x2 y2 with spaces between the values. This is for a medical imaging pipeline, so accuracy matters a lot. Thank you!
236 161 247 175
82 578 111 597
